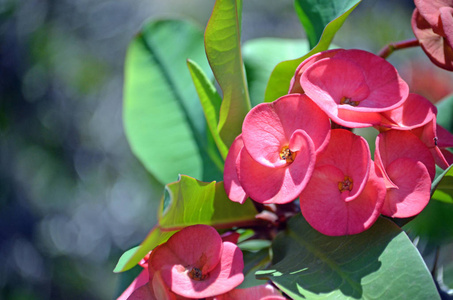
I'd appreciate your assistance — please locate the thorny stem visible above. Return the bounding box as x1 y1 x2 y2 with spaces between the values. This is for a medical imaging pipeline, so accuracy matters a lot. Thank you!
377 38 420 59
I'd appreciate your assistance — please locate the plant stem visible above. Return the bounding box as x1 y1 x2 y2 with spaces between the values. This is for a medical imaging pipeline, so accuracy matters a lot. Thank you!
377 38 420 59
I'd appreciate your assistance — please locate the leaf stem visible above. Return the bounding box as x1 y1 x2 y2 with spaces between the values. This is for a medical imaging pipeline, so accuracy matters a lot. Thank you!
377 38 420 59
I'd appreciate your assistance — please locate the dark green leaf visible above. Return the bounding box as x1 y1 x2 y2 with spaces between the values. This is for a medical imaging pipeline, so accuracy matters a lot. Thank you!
124 19 215 185
257 215 439 299
242 38 310 107
205 0 251 147
294 0 362 49
264 1 361 103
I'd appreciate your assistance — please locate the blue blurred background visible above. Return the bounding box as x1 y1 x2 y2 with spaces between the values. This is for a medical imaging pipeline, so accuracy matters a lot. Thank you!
1 0 451 299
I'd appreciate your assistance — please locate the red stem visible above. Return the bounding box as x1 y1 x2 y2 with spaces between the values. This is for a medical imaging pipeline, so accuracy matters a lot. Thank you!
377 38 420 59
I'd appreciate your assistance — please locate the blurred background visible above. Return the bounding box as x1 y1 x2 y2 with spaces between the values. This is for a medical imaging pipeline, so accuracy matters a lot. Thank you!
1 0 452 299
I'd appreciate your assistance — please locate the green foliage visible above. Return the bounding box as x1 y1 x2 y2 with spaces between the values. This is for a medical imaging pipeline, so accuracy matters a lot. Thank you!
204 0 251 147
123 19 221 186
242 38 310 106
264 0 361 103
114 175 258 272
294 0 362 49
257 215 439 300
187 59 228 160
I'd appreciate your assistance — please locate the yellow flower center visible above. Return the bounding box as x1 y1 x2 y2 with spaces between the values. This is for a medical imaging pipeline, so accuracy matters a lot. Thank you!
279 146 296 163
338 176 354 192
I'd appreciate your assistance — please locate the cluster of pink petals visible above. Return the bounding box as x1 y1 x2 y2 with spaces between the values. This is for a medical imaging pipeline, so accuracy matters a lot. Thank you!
224 48 453 236
224 93 331 204
412 0 453 71
118 225 245 299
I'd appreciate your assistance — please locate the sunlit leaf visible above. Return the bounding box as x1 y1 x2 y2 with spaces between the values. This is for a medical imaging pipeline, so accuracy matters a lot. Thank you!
264 0 361 102
159 175 258 230
113 227 177 273
242 38 310 106
124 19 215 185
187 59 228 160
205 0 251 147
257 215 439 299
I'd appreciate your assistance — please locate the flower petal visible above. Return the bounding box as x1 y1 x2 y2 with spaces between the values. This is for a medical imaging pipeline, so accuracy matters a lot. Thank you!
169 242 244 299
382 158 431 218
223 135 248 204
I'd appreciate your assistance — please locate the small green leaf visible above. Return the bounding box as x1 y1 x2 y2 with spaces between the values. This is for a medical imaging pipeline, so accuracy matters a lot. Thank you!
187 59 228 160
264 1 361 103
159 175 258 230
257 215 439 299
205 0 251 147
294 0 362 49
432 165 453 203
124 19 215 185
113 227 177 273
242 38 310 106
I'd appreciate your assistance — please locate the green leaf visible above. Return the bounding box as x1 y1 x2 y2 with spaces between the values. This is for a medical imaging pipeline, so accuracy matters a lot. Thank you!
242 38 310 107
187 59 228 160
124 19 215 185
113 226 177 273
256 215 439 300
114 175 259 273
205 0 251 147
294 0 362 49
437 93 453 133
404 199 453 247
432 165 453 203
263 0 361 103
159 175 258 230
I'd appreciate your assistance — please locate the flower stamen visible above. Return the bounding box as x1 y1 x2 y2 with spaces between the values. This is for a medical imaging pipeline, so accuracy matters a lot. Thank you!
188 267 207 281
279 146 296 163
338 176 354 192
340 96 359 106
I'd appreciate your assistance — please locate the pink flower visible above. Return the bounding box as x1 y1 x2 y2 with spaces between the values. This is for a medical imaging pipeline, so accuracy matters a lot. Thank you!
209 283 286 300
299 129 386 236
149 225 244 299
224 94 331 204
412 0 453 71
293 49 408 128
375 130 435 218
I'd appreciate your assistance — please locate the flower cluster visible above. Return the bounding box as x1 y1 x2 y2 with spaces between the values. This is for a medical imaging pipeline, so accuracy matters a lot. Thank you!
224 49 453 236
118 224 284 300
